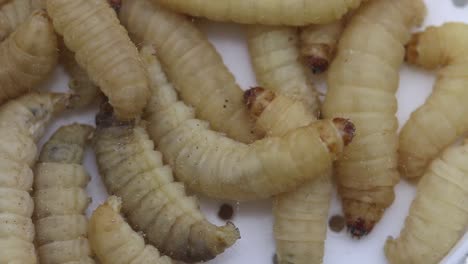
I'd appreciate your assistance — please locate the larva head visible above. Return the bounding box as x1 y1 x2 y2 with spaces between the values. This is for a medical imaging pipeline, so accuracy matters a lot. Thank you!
244 87 275 118
311 118 355 160
342 199 383 238
301 44 332 74
95 101 135 130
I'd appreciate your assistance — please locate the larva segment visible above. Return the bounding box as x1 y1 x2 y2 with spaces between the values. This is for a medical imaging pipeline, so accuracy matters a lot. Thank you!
0 10 58 104
246 26 320 115
34 124 95 264
322 0 426 237
399 23 468 180
385 141 468 264
60 43 101 108
89 196 173 264
300 20 344 74
46 0 149 120
94 103 240 263
119 0 258 143
141 45 354 201
154 0 363 26
0 0 34 41
245 87 336 264
0 92 69 264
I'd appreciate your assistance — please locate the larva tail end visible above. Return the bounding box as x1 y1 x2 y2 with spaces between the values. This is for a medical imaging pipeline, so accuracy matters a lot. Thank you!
244 87 275 118
219 221 241 247
95 101 134 129
332 118 356 146
405 33 422 64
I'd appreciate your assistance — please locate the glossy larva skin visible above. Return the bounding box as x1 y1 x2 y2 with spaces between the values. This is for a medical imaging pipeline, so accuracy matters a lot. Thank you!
322 0 426 236
119 0 258 143
89 196 173 264
385 142 468 264
0 11 57 105
253 93 332 264
142 46 346 201
155 0 363 26
0 0 34 41
94 108 240 263
34 124 95 264
300 20 344 74
46 0 149 120
247 26 320 115
0 92 69 264
399 23 468 180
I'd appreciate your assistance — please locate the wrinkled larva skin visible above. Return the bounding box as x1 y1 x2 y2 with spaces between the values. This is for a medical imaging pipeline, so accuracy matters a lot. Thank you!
300 20 344 74
247 89 333 264
60 44 101 108
93 104 240 263
322 0 426 237
141 45 351 201
155 0 364 26
247 26 320 115
46 0 150 120
0 0 34 41
119 0 258 143
34 124 95 264
385 142 468 264
89 196 173 264
0 10 58 105
399 23 468 180
0 92 69 264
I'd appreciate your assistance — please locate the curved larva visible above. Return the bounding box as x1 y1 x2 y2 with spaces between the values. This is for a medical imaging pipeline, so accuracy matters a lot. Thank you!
399 23 468 180
245 88 335 264
0 0 34 41
385 142 468 264
119 0 258 143
0 10 58 104
0 92 69 264
300 20 344 74
34 124 95 264
93 104 240 263
246 26 320 115
154 0 364 26
322 0 426 237
46 0 149 120
89 196 173 264
141 45 353 201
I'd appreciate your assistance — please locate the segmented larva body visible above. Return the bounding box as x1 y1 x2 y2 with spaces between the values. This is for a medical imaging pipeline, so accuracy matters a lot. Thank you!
60 44 101 108
89 196 173 264
385 141 468 264
141 45 353 201
300 20 344 74
119 0 257 143
247 26 320 115
399 23 468 180
46 0 149 120
94 104 240 263
34 124 95 264
154 0 364 26
322 0 426 237
0 92 69 264
0 10 57 104
0 0 34 41
245 88 335 264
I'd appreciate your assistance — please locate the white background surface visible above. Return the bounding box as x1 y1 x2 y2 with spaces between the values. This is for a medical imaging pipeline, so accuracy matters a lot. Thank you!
38 1 468 263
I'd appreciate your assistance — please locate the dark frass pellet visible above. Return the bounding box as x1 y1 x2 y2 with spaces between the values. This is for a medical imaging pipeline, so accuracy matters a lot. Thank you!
329 215 346 232
218 203 234 220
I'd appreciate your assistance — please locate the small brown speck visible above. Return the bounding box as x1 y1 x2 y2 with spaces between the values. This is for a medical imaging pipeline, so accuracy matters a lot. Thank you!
218 203 234 220
329 215 346 232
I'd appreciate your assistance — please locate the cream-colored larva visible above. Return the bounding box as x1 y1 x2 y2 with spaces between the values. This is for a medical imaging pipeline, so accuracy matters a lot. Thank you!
142 45 354 201
0 92 69 264
0 0 34 41
399 23 468 180
246 25 320 115
34 124 95 264
385 141 468 264
119 0 258 143
46 0 150 120
322 0 426 236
